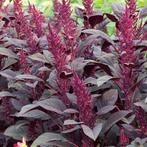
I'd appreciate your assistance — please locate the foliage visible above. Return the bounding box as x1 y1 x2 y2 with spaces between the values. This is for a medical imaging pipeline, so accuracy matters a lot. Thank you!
0 0 146 147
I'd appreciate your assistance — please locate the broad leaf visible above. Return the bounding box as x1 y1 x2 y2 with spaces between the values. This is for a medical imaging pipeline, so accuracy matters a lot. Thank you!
97 105 116 115
81 125 95 140
2 37 27 47
93 123 103 140
2 57 17 70
31 132 67 147
17 103 39 115
64 120 83 125
43 50 53 63
15 109 50 120
0 47 18 59
82 29 114 45
81 123 103 141
0 91 14 98
4 122 31 141
102 111 131 134
122 114 136 124
15 74 43 81
88 13 103 27
97 75 113 87
28 53 49 63
38 98 66 114
66 93 77 104
63 108 79 114
102 89 118 106
84 77 97 85
0 69 17 79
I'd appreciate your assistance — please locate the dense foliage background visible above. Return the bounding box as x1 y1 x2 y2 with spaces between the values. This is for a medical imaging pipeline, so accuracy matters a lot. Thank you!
0 0 146 147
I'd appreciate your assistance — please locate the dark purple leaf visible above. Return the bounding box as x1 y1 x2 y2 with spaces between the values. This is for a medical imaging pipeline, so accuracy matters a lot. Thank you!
97 105 116 115
102 110 131 134
89 13 104 28
105 13 118 22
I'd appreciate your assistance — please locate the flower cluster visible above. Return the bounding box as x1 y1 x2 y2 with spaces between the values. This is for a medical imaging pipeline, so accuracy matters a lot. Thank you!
14 0 38 53
47 23 70 104
117 0 147 137
82 0 93 15
29 4 45 37
53 0 77 58
117 0 139 109
72 72 95 127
